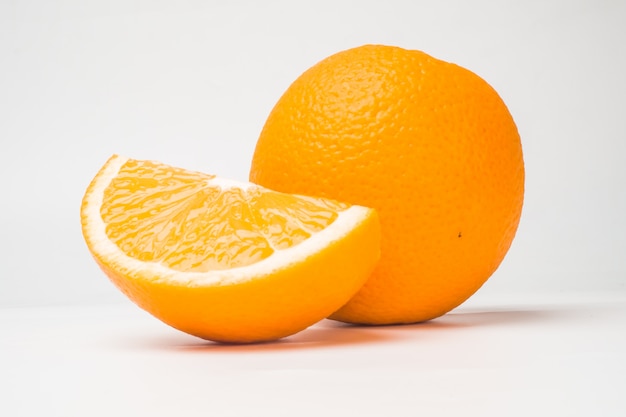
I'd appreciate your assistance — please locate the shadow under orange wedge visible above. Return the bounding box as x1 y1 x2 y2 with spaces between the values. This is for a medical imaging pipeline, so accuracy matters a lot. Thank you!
80 155 380 343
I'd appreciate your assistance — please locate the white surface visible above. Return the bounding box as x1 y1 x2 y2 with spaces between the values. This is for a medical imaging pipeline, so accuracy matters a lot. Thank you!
1 0 625 306
2 290 625 416
1 2 625 415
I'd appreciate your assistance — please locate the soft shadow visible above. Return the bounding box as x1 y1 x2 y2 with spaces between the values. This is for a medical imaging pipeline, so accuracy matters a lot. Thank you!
313 306 575 335
435 307 566 327
120 306 578 352
123 319 402 353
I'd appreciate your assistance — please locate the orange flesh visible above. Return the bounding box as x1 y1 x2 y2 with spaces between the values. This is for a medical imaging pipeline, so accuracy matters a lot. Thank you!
101 159 349 272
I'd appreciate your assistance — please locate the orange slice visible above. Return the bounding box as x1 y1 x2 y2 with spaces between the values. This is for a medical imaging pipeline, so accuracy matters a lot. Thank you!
80 155 380 343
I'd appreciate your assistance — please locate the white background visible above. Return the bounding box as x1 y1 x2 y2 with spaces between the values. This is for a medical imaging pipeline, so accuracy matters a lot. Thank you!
1 0 625 306
2 1 626 416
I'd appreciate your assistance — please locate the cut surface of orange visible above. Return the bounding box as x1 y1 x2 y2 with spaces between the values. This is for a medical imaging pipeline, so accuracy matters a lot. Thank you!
81 155 380 343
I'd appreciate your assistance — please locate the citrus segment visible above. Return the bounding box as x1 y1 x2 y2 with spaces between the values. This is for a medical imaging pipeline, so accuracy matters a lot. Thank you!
81 155 380 343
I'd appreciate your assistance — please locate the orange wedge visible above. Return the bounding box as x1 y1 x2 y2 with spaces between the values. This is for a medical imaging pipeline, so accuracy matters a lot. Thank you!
80 155 380 343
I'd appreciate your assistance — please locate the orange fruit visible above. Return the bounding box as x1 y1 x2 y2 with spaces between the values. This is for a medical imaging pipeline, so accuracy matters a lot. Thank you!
249 44 524 324
81 155 380 343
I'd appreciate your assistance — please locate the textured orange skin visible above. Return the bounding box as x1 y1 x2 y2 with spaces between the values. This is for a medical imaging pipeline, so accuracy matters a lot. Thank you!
250 45 525 324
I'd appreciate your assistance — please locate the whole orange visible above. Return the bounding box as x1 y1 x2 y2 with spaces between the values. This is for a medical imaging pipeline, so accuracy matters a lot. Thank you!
249 44 524 324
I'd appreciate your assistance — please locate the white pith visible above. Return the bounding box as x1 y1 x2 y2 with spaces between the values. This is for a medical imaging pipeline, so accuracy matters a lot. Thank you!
82 155 372 286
